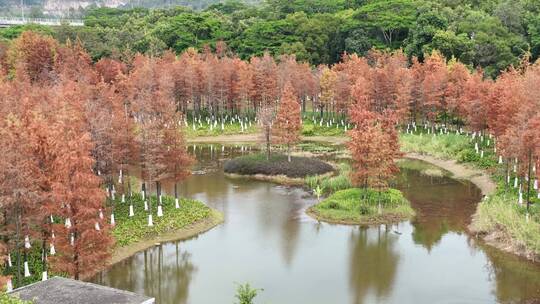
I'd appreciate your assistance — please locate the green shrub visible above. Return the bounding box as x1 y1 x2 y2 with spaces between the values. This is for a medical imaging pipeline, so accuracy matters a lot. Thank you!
306 163 352 194
235 283 261 304
224 154 334 178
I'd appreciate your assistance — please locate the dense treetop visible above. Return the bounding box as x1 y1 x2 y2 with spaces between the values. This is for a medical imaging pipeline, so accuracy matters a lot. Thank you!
1 0 539 76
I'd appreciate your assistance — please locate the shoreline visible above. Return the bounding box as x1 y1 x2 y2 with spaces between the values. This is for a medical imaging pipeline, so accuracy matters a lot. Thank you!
306 206 412 226
187 134 348 145
225 172 306 186
224 170 335 186
404 152 496 196
109 209 223 267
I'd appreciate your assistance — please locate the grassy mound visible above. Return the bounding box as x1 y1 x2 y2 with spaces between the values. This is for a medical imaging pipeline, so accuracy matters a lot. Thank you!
308 188 415 225
470 193 540 259
224 153 334 178
112 193 212 247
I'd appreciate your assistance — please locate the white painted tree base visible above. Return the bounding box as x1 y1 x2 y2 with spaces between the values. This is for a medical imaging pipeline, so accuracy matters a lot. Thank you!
148 214 154 227
7 254 12 267
50 244 56 255
6 279 13 292
24 261 31 277
95 222 101 231
42 271 48 281
129 205 134 217
110 214 116 226
25 235 31 249
144 201 148 211
157 205 163 217
175 198 180 209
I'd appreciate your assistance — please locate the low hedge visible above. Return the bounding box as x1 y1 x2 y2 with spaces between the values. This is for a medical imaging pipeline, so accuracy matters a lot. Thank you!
224 153 334 178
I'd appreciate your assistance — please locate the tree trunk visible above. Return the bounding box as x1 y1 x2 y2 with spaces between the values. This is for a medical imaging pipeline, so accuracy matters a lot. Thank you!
527 149 532 211
266 128 271 161
287 144 291 162
15 204 21 285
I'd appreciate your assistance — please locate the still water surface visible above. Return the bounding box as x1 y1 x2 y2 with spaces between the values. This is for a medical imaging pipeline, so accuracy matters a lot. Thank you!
93 144 540 304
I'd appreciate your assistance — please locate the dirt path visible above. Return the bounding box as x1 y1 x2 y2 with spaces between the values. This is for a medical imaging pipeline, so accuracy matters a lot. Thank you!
188 133 347 144
405 153 496 196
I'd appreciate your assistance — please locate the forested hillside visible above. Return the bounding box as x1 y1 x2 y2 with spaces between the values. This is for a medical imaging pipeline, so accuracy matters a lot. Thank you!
1 0 540 76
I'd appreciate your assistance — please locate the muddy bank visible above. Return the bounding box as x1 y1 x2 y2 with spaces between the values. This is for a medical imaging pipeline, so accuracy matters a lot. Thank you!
110 209 223 266
404 153 496 196
306 206 412 226
225 171 334 186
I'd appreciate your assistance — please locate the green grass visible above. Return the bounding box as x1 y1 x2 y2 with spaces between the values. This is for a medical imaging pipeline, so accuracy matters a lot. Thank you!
111 193 211 247
184 120 258 137
309 188 415 225
301 119 347 137
305 163 352 194
396 159 451 177
400 133 471 159
471 193 540 257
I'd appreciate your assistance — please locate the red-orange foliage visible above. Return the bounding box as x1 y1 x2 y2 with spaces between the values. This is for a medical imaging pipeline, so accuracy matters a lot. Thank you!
421 52 448 124
48 98 113 280
251 53 279 107
95 58 127 84
347 59 404 189
463 69 491 132
273 82 302 161
445 61 470 120
8 31 58 83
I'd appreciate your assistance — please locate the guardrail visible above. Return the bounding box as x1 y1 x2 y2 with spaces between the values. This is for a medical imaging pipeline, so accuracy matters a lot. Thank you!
0 17 84 26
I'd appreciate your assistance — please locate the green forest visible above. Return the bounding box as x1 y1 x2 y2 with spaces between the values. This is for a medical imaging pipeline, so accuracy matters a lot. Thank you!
1 0 539 77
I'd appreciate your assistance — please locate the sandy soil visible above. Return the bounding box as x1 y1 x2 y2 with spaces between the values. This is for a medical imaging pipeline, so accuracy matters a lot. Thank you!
110 210 224 266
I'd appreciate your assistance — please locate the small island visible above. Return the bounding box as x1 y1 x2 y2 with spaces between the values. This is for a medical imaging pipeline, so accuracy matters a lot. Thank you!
224 153 334 184
307 188 415 225
224 83 334 184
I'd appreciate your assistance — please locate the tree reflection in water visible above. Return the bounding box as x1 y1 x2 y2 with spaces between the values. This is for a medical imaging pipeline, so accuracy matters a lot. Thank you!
93 242 196 304
348 226 399 304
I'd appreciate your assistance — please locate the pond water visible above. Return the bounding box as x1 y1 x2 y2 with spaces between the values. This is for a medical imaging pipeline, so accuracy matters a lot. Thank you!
92 144 540 304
